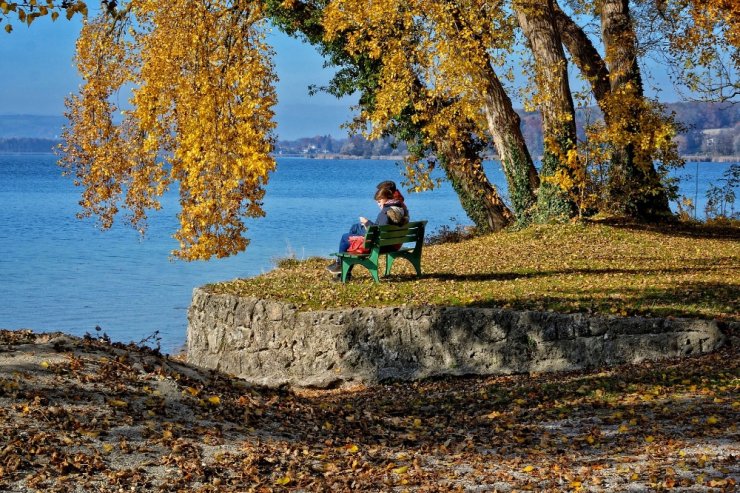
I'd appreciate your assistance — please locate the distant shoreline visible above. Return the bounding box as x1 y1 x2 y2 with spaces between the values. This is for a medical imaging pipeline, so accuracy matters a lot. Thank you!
2 150 739 163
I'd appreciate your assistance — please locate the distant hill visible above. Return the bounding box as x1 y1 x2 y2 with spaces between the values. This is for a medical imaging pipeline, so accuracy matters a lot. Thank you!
0 138 61 153
276 101 738 158
2 101 737 156
0 115 66 139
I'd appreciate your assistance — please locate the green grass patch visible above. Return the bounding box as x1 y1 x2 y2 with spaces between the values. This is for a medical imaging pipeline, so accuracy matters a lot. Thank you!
210 221 739 320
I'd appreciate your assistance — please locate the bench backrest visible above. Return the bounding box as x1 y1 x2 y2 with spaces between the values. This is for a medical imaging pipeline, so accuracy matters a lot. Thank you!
363 220 427 252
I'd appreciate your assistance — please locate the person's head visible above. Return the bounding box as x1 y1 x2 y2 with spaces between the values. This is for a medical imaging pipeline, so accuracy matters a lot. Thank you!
376 180 397 193
374 187 394 207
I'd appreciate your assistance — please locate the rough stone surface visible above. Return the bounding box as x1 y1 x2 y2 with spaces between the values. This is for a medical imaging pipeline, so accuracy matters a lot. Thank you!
186 288 734 388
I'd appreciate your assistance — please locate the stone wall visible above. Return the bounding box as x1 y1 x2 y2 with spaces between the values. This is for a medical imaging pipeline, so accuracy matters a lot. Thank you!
186 287 734 388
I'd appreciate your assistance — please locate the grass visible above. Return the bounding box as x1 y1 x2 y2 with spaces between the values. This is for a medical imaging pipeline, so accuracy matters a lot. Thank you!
209 220 740 321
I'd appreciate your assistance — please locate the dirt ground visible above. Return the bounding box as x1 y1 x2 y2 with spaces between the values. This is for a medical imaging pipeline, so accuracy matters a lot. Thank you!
0 329 737 492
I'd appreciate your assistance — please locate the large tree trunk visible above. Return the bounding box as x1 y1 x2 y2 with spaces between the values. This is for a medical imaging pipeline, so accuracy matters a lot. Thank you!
480 66 540 220
600 0 671 218
552 2 611 106
437 132 514 232
515 0 578 219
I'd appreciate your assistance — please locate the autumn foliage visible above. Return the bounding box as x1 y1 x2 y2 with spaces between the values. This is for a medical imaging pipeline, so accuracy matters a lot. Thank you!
3 0 738 258
57 0 277 260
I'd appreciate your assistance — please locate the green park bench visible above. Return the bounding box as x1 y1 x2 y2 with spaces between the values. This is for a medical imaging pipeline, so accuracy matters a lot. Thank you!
332 220 427 283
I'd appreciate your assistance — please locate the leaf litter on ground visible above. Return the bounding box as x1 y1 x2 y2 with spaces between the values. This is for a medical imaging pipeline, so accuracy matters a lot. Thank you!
0 329 737 492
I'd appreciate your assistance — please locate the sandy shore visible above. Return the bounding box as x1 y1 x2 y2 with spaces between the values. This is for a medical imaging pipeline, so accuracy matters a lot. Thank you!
0 329 737 492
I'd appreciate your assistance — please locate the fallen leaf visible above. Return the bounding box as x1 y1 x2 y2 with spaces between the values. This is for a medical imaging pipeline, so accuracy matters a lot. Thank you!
275 475 292 485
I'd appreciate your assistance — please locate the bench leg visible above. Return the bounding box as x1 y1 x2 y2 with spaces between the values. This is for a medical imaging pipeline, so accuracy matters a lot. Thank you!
384 255 395 276
386 252 422 278
410 254 422 277
339 258 380 283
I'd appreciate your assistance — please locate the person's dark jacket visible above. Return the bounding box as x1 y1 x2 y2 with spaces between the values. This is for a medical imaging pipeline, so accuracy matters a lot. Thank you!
365 199 407 226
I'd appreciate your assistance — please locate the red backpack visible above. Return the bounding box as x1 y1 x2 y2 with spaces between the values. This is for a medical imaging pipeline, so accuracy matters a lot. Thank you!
346 235 370 254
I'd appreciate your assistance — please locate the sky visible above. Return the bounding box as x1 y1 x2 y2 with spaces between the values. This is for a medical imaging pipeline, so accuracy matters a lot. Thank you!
0 15 357 140
0 12 686 141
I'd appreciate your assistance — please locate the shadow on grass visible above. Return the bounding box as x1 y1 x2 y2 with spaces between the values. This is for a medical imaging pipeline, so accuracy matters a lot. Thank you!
422 264 737 284
591 217 740 240
457 280 739 319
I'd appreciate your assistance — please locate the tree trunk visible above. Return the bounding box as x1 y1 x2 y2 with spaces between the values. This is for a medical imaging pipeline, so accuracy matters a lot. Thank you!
600 0 671 218
552 2 611 106
437 132 514 232
515 0 577 220
480 66 540 221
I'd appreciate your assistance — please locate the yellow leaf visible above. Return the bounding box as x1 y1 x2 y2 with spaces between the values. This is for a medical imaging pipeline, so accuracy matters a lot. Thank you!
522 465 534 472
207 395 221 405
102 443 114 453
706 416 719 425
413 418 422 427
275 476 292 485
40 361 49 368
392 465 409 474
645 435 654 443
345 444 359 454
184 387 199 396
109 399 127 407
618 424 629 433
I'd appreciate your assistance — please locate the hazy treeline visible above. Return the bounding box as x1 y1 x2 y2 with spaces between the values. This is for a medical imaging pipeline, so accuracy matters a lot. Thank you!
278 102 739 158
0 138 61 153
2 101 737 157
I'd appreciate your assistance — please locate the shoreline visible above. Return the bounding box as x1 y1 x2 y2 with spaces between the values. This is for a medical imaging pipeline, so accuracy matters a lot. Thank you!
3 150 739 163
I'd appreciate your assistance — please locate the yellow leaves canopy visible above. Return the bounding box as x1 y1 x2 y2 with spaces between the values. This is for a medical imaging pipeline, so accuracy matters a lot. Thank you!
59 0 277 260
324 0 513 137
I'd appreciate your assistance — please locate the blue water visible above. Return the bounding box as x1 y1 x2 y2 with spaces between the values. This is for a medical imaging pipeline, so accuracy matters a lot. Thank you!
0 155 736 352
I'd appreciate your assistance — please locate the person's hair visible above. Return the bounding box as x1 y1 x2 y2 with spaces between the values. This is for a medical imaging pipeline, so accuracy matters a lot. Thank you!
374 187 394 201
376 180 397 193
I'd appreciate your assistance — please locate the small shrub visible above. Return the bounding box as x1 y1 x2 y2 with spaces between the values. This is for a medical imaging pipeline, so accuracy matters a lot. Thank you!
274 256 302 269
705 164 739 220
425 221 478 245
676 196 697 222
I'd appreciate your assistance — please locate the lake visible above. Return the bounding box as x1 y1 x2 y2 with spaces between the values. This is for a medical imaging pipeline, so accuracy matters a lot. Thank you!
0 154 735 352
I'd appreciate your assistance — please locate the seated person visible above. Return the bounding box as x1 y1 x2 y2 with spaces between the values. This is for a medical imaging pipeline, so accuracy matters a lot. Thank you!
327 187 409 275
